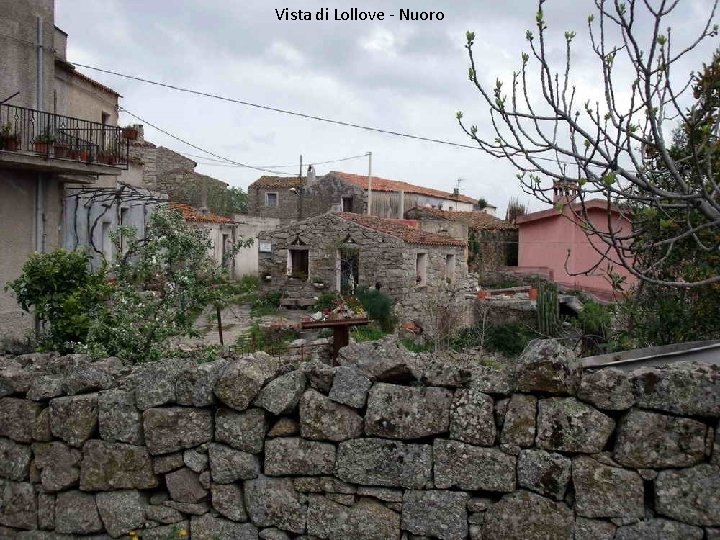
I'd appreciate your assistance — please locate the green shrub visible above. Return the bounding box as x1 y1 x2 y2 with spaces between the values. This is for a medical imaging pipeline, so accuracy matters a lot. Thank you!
451 322 538 357
250 290 282 318
356 287 396 332
5 249 109 353
351 324 387 343
400 338 434 353
314 292 339 311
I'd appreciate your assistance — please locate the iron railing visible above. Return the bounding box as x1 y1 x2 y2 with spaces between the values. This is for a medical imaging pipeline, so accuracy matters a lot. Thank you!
0 103 128 168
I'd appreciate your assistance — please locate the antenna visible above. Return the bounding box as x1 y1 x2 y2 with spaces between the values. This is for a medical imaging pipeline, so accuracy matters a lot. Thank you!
454 178 464 198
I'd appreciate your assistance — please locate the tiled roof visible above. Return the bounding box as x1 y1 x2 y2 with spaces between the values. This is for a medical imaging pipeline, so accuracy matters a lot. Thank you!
334 212 466 247
55 58 121 97
407 206 517 230
249 176 306 189
169 203 235 224
516 199 626 225
331 171 477 204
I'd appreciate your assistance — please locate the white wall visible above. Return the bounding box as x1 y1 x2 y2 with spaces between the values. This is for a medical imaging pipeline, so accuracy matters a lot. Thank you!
233 215 280 277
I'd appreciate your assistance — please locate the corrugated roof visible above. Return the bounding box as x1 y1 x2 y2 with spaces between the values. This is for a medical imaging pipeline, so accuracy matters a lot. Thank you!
407 206 516 230
169 203 234 224
249 176 306 189
334 212 466 247
331 171 477 204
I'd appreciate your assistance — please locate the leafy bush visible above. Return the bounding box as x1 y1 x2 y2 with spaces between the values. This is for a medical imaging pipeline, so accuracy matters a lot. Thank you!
400 338 434 353
351 324 387 343
451 322 538 357
6 250 109 353
250 290 282 318
355 287 396 332
236 322 299 354
313 292 339 312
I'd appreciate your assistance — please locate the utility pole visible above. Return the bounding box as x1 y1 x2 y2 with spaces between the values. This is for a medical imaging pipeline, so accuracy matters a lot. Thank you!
366 152 373 216
299 155 302 178
35 16 45 254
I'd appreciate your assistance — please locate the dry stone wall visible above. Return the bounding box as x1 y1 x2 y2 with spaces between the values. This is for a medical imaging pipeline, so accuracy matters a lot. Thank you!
0 339 719 539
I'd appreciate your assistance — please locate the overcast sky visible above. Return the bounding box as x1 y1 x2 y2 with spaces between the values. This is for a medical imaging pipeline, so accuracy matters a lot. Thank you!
56 0 718 215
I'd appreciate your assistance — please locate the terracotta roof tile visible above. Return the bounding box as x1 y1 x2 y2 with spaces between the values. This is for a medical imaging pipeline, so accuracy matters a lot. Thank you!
169 203 234 224
331 171 477 204
249 176 306 189
407 206 516 230
334 212 466 247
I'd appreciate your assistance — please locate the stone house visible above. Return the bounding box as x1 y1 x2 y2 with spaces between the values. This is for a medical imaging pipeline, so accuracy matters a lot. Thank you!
258 212 469 319
405 207 519 274
0 0 130 344
248 170 479 223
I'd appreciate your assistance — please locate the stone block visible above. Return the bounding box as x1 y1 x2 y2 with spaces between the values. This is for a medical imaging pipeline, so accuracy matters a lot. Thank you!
614 518 703 540
306 496 400 540
572 455 644 519
434 439 516 492
166 467 207 503
49 394 98 447
97 390 142 445
265 437 336 476
0 398 42 443
633 363 720 417
655 464 720 526
268 417 299 438
364 383 452 439
32 441 81 492
515 339 579 394
79 440 157 491
208 443 259 483
55 490 102 535
153 452 184 475
572 517 616 540
500 394 536 447
215 407 267 453
536 397 614 453
191 513 258 540
299 390 362 442
482 490 574 540
96 490 146 538
328 366 371 408
244 475 307 534
175 359 226 407
183 448 208 473
132 359 188 410
211 483 248 522
578 368 635 410
449 389 495 446
0 480 36 530
37 492 54 530
517 449 571 500
335 438 432 489
143 407 212 455
254 370 307 415
0 437 31 481
614 409 708 468
293 477 357 494
401 490 468 540
214 355 281 411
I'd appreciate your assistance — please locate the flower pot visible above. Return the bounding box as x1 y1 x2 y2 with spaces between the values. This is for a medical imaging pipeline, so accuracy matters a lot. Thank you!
529 288 538 301
477 290 489 300
77 150 91 162
53 144 71 159
34 142 52 154
0 135 19 151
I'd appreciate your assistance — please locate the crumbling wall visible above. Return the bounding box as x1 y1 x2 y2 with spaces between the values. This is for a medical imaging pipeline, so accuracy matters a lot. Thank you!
0 339 718 539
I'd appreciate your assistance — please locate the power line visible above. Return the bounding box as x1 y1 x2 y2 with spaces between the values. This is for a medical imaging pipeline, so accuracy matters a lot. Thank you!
118 106 292 176
74 62 483 151
179 151 370 169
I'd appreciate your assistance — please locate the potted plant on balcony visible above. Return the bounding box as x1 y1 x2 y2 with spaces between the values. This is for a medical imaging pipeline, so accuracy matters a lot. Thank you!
97 150 117 165
53 138 71 159
0 122 20 151
33 129 56 155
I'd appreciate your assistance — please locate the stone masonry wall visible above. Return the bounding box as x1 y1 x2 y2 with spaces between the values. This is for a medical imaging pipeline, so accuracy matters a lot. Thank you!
0 339 719 539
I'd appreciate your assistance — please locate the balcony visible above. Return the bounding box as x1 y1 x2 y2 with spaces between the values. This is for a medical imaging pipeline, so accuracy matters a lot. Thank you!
0 103 129 177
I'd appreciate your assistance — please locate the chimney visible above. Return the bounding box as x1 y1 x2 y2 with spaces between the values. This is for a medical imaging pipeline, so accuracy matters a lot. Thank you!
306 164 316 185
553 180 579 203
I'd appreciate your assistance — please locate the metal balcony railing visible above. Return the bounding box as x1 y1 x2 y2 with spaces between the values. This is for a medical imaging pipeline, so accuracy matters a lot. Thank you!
0 103 129 168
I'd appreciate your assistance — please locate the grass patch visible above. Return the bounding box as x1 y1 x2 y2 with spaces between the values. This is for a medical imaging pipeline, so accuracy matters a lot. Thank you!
351 324 387 343
400 338 434 353
249 290 282 318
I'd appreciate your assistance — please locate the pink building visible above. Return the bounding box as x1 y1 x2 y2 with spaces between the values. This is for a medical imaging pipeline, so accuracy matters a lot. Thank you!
516 199 637 298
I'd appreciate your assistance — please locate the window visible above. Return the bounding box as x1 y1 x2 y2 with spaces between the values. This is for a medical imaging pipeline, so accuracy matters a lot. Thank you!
445 254 456 283
341 196 354 213
266 192 278 208
415 253 428 286
288 248 309 280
